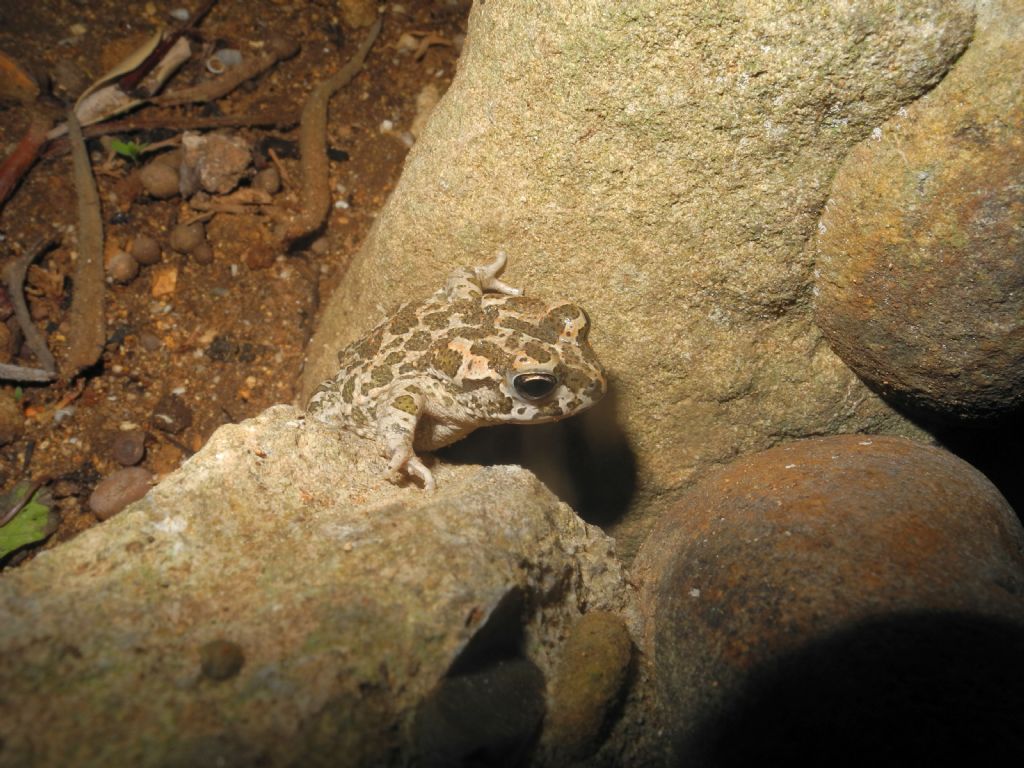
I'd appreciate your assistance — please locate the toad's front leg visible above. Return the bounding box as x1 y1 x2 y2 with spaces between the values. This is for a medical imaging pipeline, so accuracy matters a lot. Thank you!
375 382 436 491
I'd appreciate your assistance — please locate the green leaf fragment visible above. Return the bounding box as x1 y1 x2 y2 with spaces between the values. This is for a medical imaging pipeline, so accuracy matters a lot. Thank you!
110 138 148 161
0 482 57 561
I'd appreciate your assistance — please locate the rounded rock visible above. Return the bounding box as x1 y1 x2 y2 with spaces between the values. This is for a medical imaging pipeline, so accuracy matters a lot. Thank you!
130 234 162 266
169 222 206 255
88 467 154 520
139 161 180 199
635 434 1024 765
813 11 1024 421
191 242 214 265
105 249 139 284
251 166 281 195
542 610 633 762
112 428 146 466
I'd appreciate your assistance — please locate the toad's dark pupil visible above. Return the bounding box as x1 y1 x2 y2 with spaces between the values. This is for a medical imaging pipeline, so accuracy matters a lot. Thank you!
514 373 558 401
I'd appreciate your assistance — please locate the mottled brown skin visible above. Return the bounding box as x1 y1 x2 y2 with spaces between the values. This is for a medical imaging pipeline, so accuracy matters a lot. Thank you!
307 254 606 489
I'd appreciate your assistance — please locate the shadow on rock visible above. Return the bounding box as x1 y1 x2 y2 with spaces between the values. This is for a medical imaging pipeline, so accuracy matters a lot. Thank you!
438 387 637 528
679 611 1024 767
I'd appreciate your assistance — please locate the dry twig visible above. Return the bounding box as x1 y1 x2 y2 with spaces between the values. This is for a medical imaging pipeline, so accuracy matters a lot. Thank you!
41 111 300 159
0 115 52 210
155 37 300 107
64 110 106 378
281 15 382 245
1 236 58 380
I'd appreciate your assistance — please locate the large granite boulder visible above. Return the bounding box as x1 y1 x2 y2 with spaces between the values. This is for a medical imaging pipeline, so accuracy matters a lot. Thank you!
814 0 1024 421
301 0 979 555
0 406 635 767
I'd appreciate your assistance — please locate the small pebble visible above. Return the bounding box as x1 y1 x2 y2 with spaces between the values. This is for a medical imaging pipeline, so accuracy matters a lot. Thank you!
191 242 214 265
150 265 178 298
181 131 252 195
51 60 91 101
152 394 193 434
395 32 418 54
169 8 190 22
169 222 206 255
252 166 281 195
112 429 146 466
310 237 329 255
106 249 139 284
130 234 162 266
139 331 163 352
88 467 153 521
53 406 75 424
139 161 180 199
152 149 183 169
0 393 24 446
199 639 245 681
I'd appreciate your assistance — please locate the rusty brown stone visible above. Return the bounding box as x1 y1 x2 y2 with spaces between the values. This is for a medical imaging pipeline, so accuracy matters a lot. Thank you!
813 3 1024 421
635 434 1024 764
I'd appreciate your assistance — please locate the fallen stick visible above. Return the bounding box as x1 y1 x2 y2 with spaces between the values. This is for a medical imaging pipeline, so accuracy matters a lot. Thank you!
64 110 106 378
281 15 382 245
0 363 54 383
41 111 300 159
1 236 59 379
154 37 300 107
0 115 51 210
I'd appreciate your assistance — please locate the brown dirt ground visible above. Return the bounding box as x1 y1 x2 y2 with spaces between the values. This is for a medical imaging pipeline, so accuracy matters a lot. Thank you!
0 0 469 564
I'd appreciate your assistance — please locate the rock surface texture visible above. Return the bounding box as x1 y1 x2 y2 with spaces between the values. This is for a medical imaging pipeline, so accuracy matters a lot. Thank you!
634 435 1024 765
0 407 634 767
301 0 979 555
814 0 1024 421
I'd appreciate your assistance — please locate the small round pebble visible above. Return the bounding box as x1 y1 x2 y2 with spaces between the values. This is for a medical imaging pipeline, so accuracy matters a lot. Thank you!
191 242 214 265
138 331 163 352
88 467 154 520
169 222 206 255
139 161 180 199
152 148 183 169
106 249 139 284
130 234 161 266
199 639 245 681
152 394 193 434
112 428 146 466
252 166 281 195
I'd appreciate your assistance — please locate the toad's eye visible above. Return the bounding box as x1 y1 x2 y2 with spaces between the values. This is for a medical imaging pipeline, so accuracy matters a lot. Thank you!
513 372 558 401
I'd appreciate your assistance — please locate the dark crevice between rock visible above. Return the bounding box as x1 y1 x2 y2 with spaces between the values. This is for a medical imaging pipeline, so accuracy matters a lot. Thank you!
438 387 637 528
412 588 545 767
